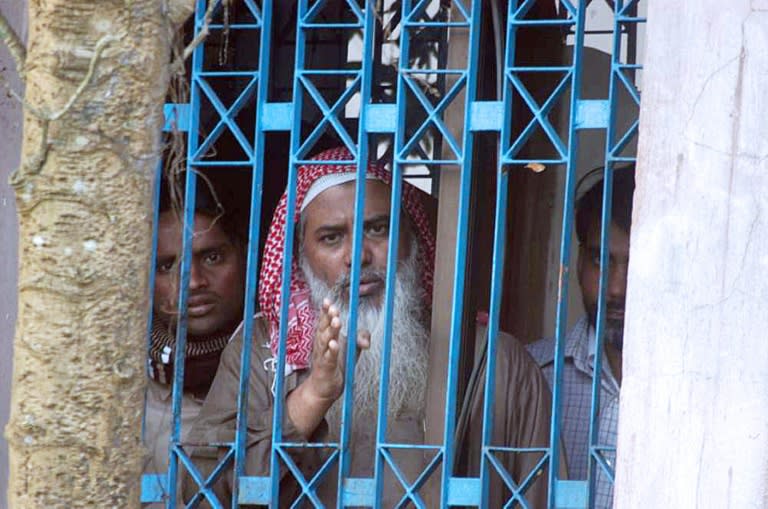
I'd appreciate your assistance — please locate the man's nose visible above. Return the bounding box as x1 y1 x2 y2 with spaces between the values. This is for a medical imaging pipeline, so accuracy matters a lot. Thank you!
344 239 373 268
188 261 209 290
608 263 628 300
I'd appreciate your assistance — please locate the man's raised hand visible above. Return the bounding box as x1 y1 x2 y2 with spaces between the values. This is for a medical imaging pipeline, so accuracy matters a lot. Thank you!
286 298 371 438
307 298 370 403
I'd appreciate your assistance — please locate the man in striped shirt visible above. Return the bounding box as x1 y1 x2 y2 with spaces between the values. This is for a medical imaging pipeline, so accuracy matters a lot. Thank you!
527 166 635 509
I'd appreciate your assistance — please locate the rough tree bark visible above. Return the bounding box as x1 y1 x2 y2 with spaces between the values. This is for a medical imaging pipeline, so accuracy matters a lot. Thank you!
3 1 186 506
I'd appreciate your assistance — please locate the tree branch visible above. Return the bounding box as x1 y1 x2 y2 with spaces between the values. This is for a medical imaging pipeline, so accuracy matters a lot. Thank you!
0 8 25 73
182 0 217 61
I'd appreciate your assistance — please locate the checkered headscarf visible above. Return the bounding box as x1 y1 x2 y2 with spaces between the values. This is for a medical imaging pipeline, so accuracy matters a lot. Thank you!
258 147 435 371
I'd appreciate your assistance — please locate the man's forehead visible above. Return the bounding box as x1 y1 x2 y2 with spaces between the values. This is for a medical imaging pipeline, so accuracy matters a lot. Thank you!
157 211 229 245
584 221 630 253
304 180 392 222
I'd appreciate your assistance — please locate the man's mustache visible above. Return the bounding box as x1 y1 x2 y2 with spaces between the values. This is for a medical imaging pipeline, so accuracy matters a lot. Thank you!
332 269 386 294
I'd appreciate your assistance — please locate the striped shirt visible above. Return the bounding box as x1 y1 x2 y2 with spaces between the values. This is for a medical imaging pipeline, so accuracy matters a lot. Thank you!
526 316 619 509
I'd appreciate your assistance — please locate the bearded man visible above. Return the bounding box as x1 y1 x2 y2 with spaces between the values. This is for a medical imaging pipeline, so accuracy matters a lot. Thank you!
185 147 555 507
527 166 635 509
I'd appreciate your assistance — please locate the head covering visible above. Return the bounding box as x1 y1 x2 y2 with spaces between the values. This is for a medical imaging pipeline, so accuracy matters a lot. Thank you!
258 146 435 371
300 172 380 212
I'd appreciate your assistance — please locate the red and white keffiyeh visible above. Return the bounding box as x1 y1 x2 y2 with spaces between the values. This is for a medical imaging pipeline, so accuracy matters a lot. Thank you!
258 146 436 371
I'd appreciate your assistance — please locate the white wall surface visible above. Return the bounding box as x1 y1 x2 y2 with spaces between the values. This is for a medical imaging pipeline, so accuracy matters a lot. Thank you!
0 1 25 504
616 1 768 507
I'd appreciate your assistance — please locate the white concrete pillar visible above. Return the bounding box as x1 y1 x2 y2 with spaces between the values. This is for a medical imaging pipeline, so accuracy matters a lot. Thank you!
616 1 768 507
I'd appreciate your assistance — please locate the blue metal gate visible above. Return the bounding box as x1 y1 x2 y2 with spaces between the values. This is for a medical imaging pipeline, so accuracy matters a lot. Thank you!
141 1 645 507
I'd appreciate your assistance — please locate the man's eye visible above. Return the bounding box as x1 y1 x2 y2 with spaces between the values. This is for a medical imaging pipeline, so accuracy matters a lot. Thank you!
204 251 223 264
320 233 341 245
366 223 388 236
157 261 174 273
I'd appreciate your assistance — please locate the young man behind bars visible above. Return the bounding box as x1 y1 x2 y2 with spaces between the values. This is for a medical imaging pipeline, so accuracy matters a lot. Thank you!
527 167 635 509
143 183 247 487
183 147 557 507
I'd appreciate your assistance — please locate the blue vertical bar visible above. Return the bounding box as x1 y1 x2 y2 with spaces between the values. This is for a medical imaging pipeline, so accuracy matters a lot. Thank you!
166 1 207 507
270 0 306 504
232 2 270 508
479 0 519 505
337 0 376 501
586 164 615 507
548 2 587 507
586 2 622 505
373 0 412 504
587 1 641 504
478 172 510 506
439 1 484 507
372 163 405 507
143 158 163 439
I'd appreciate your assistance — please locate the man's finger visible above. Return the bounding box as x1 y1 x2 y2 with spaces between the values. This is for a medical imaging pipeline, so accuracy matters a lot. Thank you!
325 339 340 366
356 330 371 351
329 316 341 339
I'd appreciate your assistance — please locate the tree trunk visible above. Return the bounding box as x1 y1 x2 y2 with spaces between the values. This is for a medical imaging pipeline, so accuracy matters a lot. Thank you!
615 1 768 507
4 1 172 506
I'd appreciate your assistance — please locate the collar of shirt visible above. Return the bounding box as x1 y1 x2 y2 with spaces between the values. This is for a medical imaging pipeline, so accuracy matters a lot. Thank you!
570 316 620 395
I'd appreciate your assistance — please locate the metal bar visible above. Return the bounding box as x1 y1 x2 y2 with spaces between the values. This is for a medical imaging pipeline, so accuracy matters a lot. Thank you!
188 160 254 167
507 65 574 72
336 0 376 502
207 23 262 29
192 75 258 161
143 156 163 416
402 21 470 28
398 74 466 159
547 2 587 507
274 447 326 507
198 71 259 77
301 22 364 29
438 1 483 506
477 159 510 507
269 0 309 503
509 19 575 26
400 68 472 75
299 69 361 75
505 71 571 160
585 2 643 504
261 102 294 131
479 0 520 503
295 74 361 158
393 158 463 165
166 1 207 506
179 446 234 509
372 0 412 497
139 156 165 501
232 1 270 507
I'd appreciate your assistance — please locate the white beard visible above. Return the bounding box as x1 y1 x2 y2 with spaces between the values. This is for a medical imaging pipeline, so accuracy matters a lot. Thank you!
300 240 429 442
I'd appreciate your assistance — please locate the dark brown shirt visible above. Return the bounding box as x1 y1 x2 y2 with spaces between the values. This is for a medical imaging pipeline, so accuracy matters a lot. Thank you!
183 318 556 507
